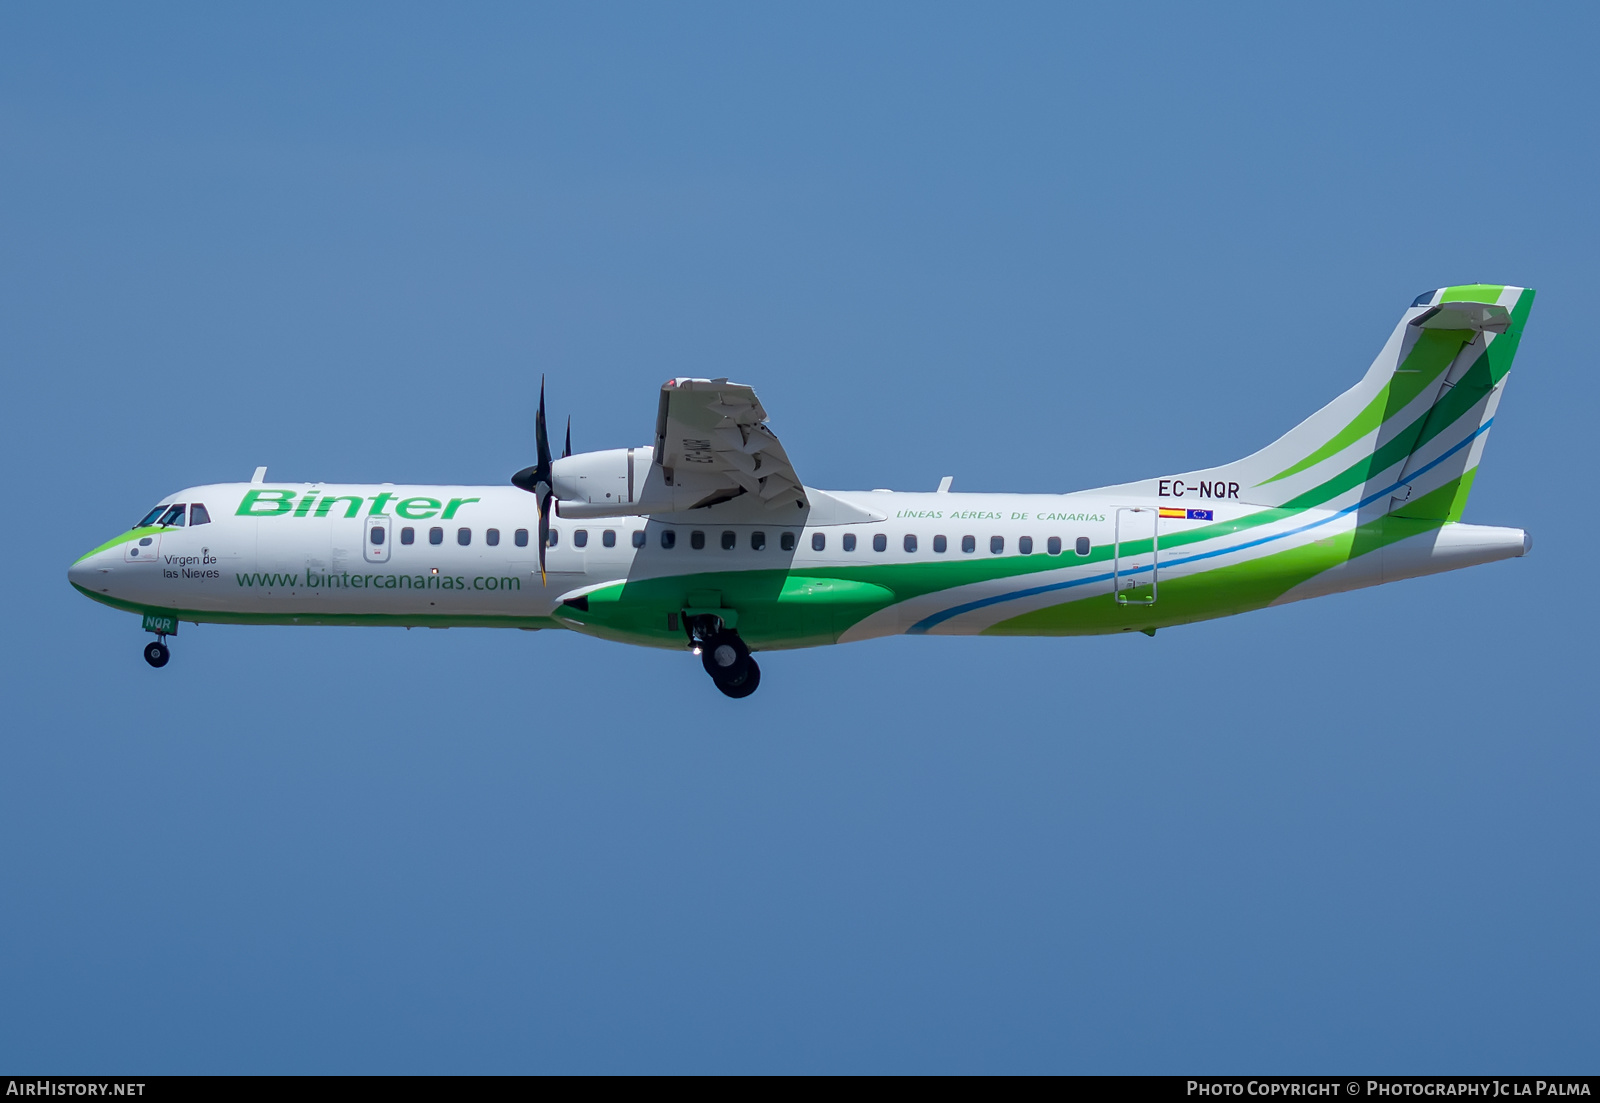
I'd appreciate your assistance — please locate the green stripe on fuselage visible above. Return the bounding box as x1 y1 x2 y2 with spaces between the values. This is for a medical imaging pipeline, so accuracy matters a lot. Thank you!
73 527 167 564
984 474 1471 637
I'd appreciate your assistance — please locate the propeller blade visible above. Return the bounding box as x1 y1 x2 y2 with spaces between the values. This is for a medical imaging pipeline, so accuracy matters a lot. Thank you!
512 377 556 493
538 489 551 585
534 377 553 481
563 416 572 459
508 377 558 586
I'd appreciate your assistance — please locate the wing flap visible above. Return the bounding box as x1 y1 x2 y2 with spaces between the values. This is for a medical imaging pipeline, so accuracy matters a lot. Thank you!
652 378 808 513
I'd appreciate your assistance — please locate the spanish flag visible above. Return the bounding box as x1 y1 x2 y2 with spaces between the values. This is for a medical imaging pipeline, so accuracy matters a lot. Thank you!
1159 507 1214 520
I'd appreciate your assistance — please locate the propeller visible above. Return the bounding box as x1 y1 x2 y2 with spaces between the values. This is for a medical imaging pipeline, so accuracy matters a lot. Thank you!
510 378 557 584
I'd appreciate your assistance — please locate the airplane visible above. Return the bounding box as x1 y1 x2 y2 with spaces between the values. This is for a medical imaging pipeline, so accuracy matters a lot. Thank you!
69 284 1534 697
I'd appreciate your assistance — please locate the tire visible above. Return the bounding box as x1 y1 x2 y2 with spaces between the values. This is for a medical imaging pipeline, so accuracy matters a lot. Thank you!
715 657 760 698
144 641 170 668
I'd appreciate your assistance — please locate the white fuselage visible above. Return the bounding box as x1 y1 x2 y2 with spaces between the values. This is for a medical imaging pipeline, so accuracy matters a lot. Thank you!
69 480 1526 644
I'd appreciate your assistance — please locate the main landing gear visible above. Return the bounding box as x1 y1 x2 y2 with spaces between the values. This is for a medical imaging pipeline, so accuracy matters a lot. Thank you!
688 618 761 698
143 639 171 668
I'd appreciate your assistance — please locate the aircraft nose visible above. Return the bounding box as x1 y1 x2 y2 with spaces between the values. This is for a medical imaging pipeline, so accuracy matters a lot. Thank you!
68 542 115 592
68 560 93 591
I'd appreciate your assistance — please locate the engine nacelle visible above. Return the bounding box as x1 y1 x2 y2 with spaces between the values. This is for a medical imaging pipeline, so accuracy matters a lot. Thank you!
551 447 653 512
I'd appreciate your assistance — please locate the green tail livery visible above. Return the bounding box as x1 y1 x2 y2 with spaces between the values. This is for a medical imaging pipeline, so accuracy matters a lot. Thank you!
70 285 1534 695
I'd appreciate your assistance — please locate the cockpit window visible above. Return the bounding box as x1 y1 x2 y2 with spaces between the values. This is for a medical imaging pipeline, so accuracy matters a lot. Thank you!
137 505 169 528
189 503 211 526
158 504 186 527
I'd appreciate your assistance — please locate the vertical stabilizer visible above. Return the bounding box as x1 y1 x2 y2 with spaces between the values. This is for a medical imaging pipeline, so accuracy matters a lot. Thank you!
1104 285 1534 524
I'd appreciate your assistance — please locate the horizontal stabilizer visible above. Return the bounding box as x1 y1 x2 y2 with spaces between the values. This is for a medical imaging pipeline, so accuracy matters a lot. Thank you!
1409 301 1509 334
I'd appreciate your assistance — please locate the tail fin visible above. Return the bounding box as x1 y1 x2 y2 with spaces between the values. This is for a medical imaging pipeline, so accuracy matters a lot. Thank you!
1131 284 1534 520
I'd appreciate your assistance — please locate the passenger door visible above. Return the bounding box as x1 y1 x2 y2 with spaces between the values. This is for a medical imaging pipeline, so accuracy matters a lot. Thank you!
1112 507 1158 605
364 515 391 564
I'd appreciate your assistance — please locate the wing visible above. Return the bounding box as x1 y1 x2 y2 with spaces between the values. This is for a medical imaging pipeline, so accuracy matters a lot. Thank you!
651 377 807 511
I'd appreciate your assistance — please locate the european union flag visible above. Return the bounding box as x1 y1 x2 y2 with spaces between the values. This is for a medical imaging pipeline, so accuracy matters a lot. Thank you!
1186 508 1213 521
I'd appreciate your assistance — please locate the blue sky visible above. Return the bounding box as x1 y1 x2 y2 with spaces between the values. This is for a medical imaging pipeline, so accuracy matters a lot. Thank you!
2 3 1596 1073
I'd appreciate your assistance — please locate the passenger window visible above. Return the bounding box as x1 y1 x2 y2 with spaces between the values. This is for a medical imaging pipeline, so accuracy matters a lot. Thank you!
401 527 415 545
903 534 917 553
1076 536 1091 556
721 530 736 550
690 530 705 550
159 504 186 527
933 535 947 553
515 528 529 547
661 529 676 549
961 535 976 553
603 530 616 548
189 504 211 526
1047 536 1061 556
873 533 887 553
574 529 588 548
990 535 1004 554
632 530 646 548
1019 536 1033 555
429 527 444 545
548 528 559 547
370 525 386 546
811 532 825 552
457 528 471 546
486 528 500 547
843 533 857 552
751 531 766 551
780 532 796 551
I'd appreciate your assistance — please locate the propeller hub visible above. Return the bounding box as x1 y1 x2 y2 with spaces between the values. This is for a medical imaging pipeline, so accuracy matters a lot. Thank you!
511 465 543 493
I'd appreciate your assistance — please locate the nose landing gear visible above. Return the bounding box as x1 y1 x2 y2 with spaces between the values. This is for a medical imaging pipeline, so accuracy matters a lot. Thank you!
143 639 171 668
687 617 762 698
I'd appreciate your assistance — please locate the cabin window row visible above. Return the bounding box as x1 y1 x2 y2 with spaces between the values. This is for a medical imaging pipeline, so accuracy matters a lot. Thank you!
387 526 533 547
543 529 1093 556
544 529 650 549
548 529 798 552
372 525 1092 558
814 533 1092 556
